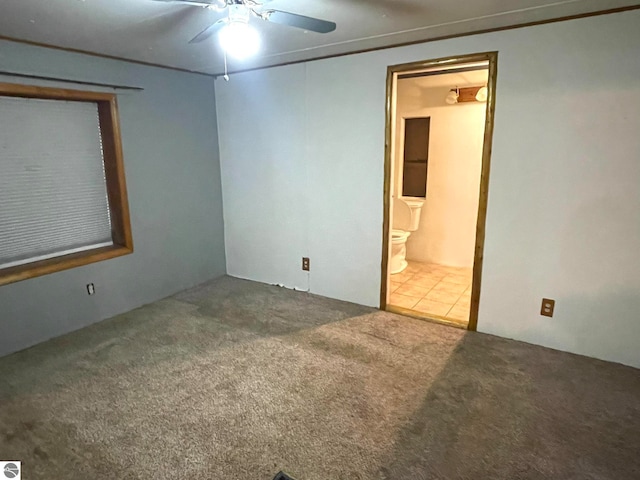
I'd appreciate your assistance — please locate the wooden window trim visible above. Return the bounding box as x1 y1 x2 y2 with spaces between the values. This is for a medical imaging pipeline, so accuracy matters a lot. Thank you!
0 83 133 286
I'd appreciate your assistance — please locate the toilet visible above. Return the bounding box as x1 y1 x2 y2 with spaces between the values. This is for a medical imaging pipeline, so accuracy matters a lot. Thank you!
390 198 424 274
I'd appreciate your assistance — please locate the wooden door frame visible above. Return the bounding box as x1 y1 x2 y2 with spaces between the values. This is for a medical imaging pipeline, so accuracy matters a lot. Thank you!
379 51 498 331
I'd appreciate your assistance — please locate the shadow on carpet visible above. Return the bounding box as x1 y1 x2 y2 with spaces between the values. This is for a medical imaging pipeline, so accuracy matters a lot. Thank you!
0 276 639 479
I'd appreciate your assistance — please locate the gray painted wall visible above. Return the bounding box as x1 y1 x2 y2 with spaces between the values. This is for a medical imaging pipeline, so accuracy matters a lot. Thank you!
216 10 640 368
0 40 226 356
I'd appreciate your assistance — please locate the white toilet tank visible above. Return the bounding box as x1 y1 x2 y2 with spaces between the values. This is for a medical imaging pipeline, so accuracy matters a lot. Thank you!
402 198 424 231
392 197 424 232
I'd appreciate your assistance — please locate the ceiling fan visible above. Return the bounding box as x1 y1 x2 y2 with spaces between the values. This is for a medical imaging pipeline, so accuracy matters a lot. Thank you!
151 0 336 59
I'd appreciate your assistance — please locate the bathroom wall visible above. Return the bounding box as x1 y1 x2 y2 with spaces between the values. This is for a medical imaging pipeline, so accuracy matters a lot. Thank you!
216 10 640 368
394 75 486 267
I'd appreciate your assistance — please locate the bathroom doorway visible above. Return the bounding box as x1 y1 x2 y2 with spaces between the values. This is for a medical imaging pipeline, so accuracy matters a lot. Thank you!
380 52 497 331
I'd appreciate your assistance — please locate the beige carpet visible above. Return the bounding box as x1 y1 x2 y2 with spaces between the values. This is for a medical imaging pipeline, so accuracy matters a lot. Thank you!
1 276 639 479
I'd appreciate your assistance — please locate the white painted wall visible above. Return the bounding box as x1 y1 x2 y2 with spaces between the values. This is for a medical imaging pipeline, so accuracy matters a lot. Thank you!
395 79 485 267
216 65 309 291
216 10 640 368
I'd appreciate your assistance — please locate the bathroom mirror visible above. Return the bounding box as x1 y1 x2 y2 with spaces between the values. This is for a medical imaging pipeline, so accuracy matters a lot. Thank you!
402 117 430 198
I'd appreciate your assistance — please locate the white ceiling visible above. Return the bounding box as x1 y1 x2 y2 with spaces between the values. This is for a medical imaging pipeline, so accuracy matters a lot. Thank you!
397 68 489 106
0 0 638 75
401 69 489 90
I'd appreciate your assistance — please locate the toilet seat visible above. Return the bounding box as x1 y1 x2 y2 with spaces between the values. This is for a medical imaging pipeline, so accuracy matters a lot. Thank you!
391 229 410 242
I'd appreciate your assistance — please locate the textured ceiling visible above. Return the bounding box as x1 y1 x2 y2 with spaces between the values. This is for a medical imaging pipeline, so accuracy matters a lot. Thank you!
0 0 638 75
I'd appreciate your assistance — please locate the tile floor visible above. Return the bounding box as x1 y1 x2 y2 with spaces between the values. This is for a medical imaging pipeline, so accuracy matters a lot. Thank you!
388 261 472 325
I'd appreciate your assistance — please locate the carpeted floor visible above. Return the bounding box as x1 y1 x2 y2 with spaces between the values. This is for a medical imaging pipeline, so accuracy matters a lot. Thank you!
1 276 639 479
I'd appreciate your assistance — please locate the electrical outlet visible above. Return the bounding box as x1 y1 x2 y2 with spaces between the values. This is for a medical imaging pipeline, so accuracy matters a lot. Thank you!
87 283 95 295
302 257 310 271
541 298 555 317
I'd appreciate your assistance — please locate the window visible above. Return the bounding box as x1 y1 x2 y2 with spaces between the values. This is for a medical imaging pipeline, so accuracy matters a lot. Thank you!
402 117 430 198
0 83 132 286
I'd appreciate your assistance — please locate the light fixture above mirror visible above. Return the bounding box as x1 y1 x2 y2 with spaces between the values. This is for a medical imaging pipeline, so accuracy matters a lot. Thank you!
446 85 488 104
475 86 488 102
445 88 459 105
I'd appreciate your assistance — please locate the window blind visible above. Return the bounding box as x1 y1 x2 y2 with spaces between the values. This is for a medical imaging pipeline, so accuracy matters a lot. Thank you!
0 95 113 270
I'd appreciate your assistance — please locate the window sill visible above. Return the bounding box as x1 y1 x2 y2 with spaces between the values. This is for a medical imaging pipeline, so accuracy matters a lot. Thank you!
0 244 133 287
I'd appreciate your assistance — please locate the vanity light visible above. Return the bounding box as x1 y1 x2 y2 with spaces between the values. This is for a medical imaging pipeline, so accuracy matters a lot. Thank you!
446 86 488 104
475 86 488 102
445 88 459 105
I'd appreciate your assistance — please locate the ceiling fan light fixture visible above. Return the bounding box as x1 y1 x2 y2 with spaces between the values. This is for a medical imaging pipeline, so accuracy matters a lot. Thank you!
209 0 227 11
219 20 260 59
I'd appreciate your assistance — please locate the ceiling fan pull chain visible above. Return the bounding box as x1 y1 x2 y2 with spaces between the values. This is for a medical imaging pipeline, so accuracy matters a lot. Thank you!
223 49 230 81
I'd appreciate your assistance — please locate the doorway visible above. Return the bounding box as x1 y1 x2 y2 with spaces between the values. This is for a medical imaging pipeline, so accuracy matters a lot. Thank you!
380 52 497 331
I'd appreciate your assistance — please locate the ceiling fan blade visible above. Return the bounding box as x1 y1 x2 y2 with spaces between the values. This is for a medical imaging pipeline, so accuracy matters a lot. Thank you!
151 0 218 7
262 10 336 33
189 18 226 43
